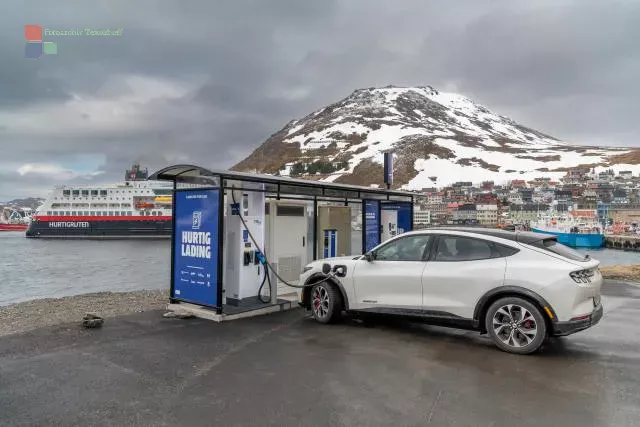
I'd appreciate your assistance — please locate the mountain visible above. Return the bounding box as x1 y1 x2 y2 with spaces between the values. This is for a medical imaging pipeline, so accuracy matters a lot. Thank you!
0 197 44 210
233 85 640 189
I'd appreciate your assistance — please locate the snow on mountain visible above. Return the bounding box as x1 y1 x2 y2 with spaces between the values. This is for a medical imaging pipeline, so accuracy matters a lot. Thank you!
233 85 640 189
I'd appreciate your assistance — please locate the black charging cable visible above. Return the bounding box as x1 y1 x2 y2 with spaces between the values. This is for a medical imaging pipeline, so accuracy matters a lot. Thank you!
229 189 337 302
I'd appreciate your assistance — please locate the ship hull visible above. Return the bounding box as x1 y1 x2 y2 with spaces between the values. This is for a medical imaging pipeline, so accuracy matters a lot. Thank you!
0 224 29 232
531 227 604 248
26 216 171 239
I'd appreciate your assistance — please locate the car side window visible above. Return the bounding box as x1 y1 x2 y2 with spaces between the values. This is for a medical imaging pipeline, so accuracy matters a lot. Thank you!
434 236 495 262
374 235 431 261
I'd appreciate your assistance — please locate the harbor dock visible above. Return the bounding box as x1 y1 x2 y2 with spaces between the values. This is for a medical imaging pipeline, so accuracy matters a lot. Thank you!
604 234 640 251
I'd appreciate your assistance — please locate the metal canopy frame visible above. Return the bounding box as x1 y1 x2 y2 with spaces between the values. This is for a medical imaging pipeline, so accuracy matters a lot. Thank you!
150 164 415 313
149 164 415 202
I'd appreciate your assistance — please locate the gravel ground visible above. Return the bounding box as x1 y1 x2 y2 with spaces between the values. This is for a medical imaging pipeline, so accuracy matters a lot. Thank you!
0 290 169 337
600 264 640 282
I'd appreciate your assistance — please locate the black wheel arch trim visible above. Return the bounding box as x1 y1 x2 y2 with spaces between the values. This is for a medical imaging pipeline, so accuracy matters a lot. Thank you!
303 273 349 310
473 286 557 329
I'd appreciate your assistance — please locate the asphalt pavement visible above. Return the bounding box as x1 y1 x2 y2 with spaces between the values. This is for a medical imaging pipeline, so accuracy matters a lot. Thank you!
1 280 639 426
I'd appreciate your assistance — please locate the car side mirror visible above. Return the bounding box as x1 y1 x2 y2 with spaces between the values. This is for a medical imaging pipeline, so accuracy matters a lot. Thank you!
364 252 374 262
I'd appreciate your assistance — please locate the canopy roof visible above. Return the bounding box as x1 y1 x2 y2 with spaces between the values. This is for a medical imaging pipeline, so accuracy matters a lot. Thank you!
149 165 414 201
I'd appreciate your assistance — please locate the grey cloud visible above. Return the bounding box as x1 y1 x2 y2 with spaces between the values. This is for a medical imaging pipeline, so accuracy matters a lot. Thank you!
0 0 639 200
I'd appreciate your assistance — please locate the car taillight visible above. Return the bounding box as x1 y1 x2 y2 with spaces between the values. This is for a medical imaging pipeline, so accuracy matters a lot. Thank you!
570 269 595 283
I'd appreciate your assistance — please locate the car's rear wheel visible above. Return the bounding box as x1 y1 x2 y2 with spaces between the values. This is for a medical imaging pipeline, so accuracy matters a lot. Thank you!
485 297 547 355
310 282 342 324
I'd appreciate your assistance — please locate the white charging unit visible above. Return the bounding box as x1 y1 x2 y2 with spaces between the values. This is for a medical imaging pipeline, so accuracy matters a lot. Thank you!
224 188 266 306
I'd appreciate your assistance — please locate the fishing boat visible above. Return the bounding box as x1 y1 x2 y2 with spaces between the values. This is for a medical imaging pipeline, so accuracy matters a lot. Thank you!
531 209 604 248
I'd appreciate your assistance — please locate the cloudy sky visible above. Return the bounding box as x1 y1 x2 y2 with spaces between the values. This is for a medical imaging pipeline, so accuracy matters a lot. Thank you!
1 0 638 200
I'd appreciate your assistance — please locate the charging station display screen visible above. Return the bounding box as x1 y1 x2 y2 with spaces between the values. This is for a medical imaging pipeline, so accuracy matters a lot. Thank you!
363 199 380 252
172 189 219 307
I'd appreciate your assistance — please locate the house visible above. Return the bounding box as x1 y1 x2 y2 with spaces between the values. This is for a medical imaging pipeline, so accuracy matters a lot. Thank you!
413 208 431 229
619 171 634 180
453 203 477 225
510 179 527 189
475 193 498 205
476 204 498 226
424 202 447 225
613 189 629 204
426 192 444 204
509 203 550 225
519 189 534 203
507 192 523 205
562 168 589 184
555 190 573 203
482 181 495 191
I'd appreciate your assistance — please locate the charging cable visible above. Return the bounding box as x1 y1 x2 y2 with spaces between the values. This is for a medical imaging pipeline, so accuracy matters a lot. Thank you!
230 189 337 300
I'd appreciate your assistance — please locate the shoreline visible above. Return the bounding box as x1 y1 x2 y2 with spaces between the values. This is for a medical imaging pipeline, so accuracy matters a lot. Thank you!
1 267 638 338
0 289 169 338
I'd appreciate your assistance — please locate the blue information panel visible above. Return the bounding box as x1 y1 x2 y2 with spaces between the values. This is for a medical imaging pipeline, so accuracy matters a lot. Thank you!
363 199 381 253
381 202 413 234
172 189 219 307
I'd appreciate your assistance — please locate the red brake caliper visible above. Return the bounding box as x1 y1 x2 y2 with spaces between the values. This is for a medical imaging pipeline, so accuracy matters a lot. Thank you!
313 293 321 310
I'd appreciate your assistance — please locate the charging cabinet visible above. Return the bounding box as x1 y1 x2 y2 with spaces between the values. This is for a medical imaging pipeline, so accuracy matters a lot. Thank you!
224 189 266 306
264 200 309 296
317 206 351 259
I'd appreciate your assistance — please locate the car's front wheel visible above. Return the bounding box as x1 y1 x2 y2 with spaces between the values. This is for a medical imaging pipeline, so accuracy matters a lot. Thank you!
310 282 342 324
485 297 547 355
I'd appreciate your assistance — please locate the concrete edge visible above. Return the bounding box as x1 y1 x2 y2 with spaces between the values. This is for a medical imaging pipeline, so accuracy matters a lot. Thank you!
166 298 299 323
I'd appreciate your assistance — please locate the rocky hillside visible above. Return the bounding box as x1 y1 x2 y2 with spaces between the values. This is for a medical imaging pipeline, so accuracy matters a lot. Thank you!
233 85 640 189
0 197 44 210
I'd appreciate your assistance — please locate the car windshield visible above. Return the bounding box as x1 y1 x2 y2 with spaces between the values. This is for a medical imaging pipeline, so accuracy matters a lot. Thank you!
529 238 587 262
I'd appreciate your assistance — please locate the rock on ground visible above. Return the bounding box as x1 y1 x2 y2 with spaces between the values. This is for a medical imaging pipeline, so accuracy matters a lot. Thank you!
0 290 168 337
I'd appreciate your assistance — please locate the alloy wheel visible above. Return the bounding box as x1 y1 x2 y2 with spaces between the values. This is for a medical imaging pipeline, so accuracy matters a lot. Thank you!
312 285 330 319
492 304 538 348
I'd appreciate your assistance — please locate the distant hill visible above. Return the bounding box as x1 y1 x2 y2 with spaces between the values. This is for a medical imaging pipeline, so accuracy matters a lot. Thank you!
233 85 640 188
0 197 44 210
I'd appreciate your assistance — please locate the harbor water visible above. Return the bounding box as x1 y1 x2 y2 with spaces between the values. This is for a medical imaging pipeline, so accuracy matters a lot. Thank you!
0 232 638 306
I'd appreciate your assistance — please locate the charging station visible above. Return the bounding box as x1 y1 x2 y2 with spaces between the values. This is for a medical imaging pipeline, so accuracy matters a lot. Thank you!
224 187 270 306
152 165 414 321
317 205 351 259
264 200 308 297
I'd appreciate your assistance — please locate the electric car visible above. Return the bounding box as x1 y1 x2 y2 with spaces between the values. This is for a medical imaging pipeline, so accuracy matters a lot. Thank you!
299 228 603 354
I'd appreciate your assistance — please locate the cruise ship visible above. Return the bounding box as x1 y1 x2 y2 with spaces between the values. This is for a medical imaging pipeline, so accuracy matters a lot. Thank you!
26 164 173 238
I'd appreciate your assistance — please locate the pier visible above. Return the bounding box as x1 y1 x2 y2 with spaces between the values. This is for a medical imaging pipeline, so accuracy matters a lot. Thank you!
604 234 640 251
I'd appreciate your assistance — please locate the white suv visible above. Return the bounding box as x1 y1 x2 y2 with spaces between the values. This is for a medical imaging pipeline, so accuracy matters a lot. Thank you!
299 228 603 354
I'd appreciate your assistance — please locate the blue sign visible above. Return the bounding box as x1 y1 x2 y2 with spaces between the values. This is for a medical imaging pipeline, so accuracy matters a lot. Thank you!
384 152 394 185
382 202 413 234
172 189 219 307
363 199 380 252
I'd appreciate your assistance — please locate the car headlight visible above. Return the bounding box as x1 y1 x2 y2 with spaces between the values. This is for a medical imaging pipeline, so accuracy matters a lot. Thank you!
303 265 313 273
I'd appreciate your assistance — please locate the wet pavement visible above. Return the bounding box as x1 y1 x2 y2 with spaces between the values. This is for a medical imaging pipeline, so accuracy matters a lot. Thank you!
0 280 639 426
